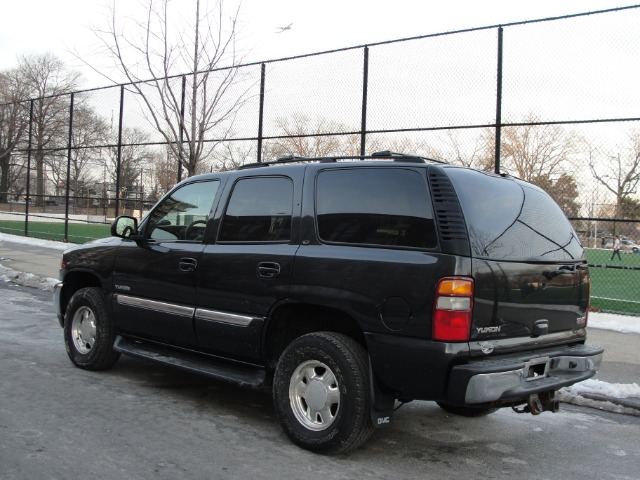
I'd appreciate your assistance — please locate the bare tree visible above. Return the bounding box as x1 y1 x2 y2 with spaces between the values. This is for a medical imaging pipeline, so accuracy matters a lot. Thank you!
263 115 346 159
93 0 249 177
262 114 436 161
0 69 30 202
18 53 81 205
531 173 580 217
588 130 640 218
210 142 255 171
147 147 179 200
107 127 153 200
47 105 110 200
492 115 576 182
441 129 494 171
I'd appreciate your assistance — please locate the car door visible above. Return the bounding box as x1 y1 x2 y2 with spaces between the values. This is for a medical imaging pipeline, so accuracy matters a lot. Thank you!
195 173 301 363
112 179 221 348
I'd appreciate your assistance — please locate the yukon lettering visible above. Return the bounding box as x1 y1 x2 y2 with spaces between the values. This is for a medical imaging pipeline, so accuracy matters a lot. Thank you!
476 326 501 334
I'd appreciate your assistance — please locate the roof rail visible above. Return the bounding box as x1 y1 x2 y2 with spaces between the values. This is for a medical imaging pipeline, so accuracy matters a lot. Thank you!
238 151 445 169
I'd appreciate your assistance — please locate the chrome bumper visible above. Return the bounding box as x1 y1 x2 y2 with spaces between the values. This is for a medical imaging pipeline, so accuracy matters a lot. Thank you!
451 344 604 404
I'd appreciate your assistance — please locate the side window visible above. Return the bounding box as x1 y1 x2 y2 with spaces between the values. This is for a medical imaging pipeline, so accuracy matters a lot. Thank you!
218 177 293 242
146 180 219 241
316 168 437 248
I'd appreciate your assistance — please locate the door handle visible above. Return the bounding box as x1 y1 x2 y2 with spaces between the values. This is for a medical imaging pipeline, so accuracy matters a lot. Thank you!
257 262 281 278
179 257 198 272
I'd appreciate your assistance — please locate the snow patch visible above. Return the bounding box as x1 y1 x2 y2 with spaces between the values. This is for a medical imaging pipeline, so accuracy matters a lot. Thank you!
588 312 640 334
0 265 59 292
0 232 71 251
561 378 640 399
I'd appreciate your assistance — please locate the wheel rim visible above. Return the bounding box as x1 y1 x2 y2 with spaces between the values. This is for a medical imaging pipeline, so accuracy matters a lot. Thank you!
71 306 97 355
289 360 340 431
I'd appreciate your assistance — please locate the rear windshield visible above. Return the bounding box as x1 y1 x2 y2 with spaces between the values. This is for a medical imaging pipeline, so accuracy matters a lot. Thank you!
446 168 583 261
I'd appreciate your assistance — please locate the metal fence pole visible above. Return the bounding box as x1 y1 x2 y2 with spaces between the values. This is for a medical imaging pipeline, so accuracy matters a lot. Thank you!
24 100 34 237
360 46 369 156
63 93 75 243
257 63 266 163
178 75 186 182
494 26 504 174
115 85 125 217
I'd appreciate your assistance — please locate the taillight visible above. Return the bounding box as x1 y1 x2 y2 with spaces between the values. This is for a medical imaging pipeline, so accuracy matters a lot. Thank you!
433 277 474 342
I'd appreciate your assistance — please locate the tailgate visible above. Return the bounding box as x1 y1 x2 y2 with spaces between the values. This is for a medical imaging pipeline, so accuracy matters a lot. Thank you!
470 259 589 355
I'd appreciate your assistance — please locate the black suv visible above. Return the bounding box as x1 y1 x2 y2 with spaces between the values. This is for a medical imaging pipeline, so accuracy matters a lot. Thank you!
54 152 603 454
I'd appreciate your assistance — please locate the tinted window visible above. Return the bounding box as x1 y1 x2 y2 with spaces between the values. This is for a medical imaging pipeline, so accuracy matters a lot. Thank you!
146 180 219 241
219 177 293 242
316 168 436 248
446 168 583 260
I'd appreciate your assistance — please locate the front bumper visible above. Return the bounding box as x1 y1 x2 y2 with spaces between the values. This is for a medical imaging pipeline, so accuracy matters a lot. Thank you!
448 344 604 404
53 282 64 327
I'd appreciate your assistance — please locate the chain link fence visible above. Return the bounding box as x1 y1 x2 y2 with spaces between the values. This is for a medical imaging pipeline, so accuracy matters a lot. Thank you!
1 6 640 313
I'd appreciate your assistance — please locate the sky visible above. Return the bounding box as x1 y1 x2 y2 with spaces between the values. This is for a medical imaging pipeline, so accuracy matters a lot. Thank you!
0 0 632 90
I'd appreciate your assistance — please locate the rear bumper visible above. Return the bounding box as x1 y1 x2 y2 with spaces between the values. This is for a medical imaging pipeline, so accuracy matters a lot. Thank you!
366 333 604 405
449 344 604 404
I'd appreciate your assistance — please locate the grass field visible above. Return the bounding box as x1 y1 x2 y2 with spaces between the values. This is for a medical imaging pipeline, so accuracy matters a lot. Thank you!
584 248 640 315
2 219 639 315
0 219 111 244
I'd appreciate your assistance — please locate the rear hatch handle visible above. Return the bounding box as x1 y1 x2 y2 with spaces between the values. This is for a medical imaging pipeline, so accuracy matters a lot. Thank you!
543 263 586 279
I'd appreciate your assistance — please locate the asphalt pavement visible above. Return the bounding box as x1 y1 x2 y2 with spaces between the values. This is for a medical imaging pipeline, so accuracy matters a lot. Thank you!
1 236 639 415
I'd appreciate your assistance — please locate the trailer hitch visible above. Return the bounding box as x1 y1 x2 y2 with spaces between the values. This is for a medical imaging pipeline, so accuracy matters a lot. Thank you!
512 391 559 415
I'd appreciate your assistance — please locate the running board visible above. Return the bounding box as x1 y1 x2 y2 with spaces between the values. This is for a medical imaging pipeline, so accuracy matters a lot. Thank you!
114 336 268 389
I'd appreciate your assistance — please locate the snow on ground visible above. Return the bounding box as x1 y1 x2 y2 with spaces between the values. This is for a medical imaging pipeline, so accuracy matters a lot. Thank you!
588 311 640 334
0 232 638 415
0 264 59 291
0 232 69 251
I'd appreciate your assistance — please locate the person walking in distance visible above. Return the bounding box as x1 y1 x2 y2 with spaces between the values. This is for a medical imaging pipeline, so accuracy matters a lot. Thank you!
611 235 622 261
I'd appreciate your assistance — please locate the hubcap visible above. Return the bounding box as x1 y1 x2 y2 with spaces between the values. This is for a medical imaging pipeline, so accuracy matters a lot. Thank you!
71 306 96 355
289 360 340 431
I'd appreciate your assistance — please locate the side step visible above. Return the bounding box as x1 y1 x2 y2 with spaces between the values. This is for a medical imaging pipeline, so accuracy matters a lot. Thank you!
114 336 269 389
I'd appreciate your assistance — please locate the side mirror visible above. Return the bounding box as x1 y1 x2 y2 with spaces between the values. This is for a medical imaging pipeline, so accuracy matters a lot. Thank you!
111 216 139 239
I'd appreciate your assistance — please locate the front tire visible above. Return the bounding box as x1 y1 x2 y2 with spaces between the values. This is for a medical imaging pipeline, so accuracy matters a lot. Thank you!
272 332 374 454
64 287 120 370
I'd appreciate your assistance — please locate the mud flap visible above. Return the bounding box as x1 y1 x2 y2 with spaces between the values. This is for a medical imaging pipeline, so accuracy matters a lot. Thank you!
369 359 396 428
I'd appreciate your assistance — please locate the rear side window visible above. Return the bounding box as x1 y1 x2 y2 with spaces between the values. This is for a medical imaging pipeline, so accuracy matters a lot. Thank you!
446 168 583 260
316 168 437 248
219 177 293 242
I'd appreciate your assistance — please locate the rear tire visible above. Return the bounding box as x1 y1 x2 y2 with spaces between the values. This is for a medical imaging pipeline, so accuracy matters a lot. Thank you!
436 402 498 417
272 332 374 454
64 287 120 370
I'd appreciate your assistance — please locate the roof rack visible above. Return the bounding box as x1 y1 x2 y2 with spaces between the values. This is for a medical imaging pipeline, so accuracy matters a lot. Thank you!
238 151 445 169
